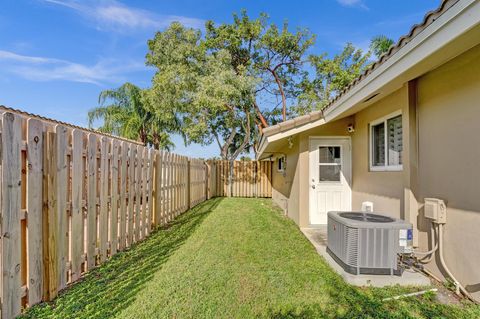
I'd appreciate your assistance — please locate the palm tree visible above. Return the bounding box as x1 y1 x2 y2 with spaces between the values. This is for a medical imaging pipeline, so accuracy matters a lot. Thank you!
88 82 174 150
370 35 395 59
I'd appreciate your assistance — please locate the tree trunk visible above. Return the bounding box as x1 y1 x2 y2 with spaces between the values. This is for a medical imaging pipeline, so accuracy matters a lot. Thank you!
253 101 268 128
270 70 287 122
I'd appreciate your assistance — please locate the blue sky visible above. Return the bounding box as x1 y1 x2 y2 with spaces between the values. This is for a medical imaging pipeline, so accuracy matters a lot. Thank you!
0 0 439 157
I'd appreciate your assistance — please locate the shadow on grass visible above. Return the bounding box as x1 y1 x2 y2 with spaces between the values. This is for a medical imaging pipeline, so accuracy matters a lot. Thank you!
267 273 408 319
268 264 479 319
21 198 223 319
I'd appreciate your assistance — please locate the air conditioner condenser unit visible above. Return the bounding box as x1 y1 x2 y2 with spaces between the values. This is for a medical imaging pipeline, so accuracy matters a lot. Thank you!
327 211 413 276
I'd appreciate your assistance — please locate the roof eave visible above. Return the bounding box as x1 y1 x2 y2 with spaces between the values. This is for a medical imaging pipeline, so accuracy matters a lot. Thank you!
257 0 480 159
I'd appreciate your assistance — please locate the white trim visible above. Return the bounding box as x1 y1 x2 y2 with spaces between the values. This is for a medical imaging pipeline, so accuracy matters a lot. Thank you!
257 0 480 159
369 110 403 172
257 119 326 157
324 0 480 122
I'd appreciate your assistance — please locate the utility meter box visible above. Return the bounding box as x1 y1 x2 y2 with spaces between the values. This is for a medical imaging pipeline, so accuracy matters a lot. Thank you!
424 198 447 224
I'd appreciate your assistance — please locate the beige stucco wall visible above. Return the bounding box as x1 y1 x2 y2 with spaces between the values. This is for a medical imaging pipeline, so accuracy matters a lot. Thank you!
274 87 413 224
269 42 480 301
415 43 480 299
271 117 352 227
350 86 409 219
271 137 301 224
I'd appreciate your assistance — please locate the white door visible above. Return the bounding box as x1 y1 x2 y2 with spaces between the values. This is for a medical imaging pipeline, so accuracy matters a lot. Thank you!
309 138 352 225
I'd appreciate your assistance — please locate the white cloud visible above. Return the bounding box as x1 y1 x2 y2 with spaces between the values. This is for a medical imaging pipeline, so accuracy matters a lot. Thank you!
0 50 144 85
41 0 205 31
336 0 368 10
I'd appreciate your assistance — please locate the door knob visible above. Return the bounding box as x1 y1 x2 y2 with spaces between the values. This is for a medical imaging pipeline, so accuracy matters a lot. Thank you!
311 185 315 189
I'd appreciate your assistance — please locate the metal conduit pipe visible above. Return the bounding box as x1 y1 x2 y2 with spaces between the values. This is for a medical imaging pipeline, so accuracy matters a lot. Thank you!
438 223 474 300
415 223 438 263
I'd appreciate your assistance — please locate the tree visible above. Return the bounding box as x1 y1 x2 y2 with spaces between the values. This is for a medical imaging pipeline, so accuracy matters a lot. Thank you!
144 23 256 161
204 10 315 125
294 43 371 115
370 35 395 59
145 12 314 161
88 82 175 150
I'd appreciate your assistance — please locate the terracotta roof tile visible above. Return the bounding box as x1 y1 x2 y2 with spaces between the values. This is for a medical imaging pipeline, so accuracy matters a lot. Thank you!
261 0 459 139
322 0 459 112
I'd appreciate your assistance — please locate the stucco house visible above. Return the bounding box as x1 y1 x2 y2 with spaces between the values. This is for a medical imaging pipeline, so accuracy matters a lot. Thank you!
257 0 480 301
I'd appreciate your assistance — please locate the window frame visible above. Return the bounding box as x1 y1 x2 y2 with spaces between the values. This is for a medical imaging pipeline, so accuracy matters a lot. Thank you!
277 155 286 173
369 110 403 172
318 146 343 183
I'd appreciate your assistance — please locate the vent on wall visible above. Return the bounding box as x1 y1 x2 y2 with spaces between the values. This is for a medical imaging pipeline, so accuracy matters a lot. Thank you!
363 93 380 103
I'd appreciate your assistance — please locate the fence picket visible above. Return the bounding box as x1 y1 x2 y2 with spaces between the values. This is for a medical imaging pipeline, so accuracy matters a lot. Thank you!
86 133 97 270
110 139 119 256
70 129 83 282
158 151 165 225
98 137 108 263
146 149 154 234
0 107 276 317
119 142 128 251
168 152 173 221
162 151 168 223
127 144 135 246
55 125 68 291
45 131 58 300
141 147 148 238
134 145 142 242
1 113 22 317
26 118 44 305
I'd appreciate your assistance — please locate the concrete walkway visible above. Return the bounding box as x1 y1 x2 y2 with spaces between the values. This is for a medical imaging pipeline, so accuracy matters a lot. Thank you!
301 227 431 287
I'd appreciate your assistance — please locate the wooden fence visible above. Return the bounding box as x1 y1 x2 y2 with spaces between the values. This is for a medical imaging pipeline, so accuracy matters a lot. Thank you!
212 160 272 198
0 107 273 318
0 110 211 318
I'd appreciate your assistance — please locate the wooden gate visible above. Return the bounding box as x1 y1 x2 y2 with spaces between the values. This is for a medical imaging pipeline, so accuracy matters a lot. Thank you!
211 160 272 198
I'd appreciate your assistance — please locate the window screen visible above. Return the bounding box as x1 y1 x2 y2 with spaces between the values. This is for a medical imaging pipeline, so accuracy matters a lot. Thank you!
370 113 403 170
372 122 385 166
387 115 402 165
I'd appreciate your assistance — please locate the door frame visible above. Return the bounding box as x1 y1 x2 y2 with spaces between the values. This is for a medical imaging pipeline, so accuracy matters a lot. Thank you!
308 136 352 225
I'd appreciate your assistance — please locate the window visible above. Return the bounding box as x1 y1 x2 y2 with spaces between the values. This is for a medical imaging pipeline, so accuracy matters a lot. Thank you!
370 112 403 171
277 155 286 172
319 146 341 182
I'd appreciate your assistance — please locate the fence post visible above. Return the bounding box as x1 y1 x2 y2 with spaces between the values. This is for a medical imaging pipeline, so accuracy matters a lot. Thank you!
153 150 160 226
205 161 210 199
187 159 191 209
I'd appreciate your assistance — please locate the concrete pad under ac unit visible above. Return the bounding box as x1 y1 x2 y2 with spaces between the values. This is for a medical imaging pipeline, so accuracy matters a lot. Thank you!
301 227 431 287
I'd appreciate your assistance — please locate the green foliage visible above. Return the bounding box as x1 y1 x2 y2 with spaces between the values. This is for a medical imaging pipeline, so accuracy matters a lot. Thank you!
370 35 395 58
88 82 175 150
22 198 480 319
204 10 315 123
90 18 405 159
294 44 371 115
145 22 256 160
146 12 315 159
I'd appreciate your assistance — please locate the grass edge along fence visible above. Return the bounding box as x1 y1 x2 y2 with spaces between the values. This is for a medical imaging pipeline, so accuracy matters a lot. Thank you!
0 107 272 319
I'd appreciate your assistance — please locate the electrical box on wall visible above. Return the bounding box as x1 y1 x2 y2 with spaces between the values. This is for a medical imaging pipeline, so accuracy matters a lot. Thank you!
424 198 447 224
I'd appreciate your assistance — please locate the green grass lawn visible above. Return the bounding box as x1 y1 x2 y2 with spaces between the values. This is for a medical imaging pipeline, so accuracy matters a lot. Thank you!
22 198 480 319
